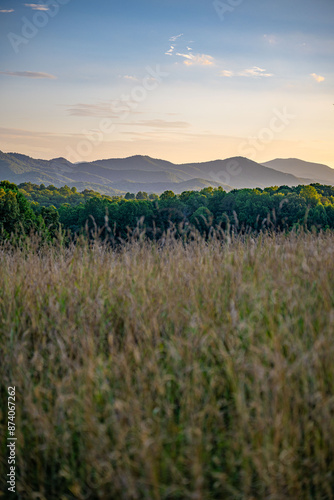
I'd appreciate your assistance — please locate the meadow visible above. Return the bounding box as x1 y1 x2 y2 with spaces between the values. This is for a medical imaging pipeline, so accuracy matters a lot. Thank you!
1 230 334 499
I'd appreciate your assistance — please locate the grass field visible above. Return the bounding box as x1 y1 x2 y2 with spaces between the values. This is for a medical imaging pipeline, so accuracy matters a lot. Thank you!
1 230 334 499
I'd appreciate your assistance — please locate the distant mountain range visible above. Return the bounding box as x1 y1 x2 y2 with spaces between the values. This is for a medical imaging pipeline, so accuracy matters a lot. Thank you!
262 158 334 186
1 150 333 195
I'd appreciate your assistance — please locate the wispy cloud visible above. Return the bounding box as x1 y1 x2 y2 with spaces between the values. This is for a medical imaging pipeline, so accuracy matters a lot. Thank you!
66 101 143 118
130 119 190 129
220 66 273 78
220 70 234 77
24 3 49 10
177 53 214 66
239 67 273 77
165 34 203 63
165 45 175 56
120 75 139 82
165 34 193 57
0 9 14 13
0 126 65 139
67 102 117 118
176 52 192 61
0 71 56 79
310 73 325 83
169 34 183 42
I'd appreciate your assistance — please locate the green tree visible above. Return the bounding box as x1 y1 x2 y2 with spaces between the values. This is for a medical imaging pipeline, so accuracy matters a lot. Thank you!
136 192 148 200
125 192 135 200
160 190 175 201
116 200 153 237
40 206 60 237
190 207 213 233
0 181 38 238
299 185 320 206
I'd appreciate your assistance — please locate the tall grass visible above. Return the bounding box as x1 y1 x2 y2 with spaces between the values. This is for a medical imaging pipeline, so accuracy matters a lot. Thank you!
0 231 334 499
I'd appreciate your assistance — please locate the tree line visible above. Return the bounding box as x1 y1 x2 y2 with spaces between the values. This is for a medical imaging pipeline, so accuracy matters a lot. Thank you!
1 180 334 242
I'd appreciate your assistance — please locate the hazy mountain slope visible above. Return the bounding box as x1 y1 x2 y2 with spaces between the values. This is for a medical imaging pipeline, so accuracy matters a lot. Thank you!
91 155 178 172
178 157 308 189
65 182 123 196
0 151 228 192
0 152 75 185
77 156 307 189
110 178 230 194
77 158 201 182
262 159 334 185
1 150 332 195
71 165 186 183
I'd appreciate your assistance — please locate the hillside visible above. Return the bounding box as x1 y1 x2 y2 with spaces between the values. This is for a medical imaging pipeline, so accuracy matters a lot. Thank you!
1 150 332 195
262 158 334 185
177 157 312 189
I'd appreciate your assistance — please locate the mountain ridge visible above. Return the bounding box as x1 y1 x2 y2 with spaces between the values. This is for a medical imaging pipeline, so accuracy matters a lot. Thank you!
0 150 332 195
262 158 334 185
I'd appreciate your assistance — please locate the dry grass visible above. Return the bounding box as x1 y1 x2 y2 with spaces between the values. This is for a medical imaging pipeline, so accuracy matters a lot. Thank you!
0 231 334 499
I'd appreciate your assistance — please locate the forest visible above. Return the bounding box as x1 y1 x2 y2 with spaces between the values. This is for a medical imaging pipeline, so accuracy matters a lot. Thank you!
1 180 334 242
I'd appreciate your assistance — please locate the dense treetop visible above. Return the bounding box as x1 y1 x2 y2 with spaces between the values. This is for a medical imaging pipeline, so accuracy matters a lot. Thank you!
1 180 334 241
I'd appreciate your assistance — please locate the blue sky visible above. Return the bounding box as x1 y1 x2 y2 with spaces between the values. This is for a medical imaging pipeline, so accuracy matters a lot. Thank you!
0 0 333 166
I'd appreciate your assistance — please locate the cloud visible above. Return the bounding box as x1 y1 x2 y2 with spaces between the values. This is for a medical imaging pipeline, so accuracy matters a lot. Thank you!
239 66 273 77
176 52 192 61
66 101 144 118
165 35 201 62
0 71 56 79
219 66 273 78
67 102 117 118
169 34 183 42
165 34 185 56
310 73 325 83
0 9 14 13
176 53 214 66
0 126 64 139
24 3 49 10
165 45 175 56
131 120 190 129
220 70 234 77
121 75 139 82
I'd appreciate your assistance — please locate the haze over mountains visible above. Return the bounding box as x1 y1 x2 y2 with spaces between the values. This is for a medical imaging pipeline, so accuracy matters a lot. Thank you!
1 150 333 195
262 159 334 186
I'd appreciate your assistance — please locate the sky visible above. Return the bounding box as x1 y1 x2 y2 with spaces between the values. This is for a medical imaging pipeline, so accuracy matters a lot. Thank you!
0 0 333 166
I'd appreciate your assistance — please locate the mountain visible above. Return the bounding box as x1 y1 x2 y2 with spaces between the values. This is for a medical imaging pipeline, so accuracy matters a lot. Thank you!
109 178 225 194
173 157 312 189
262 158 334 185
0 150 332 195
